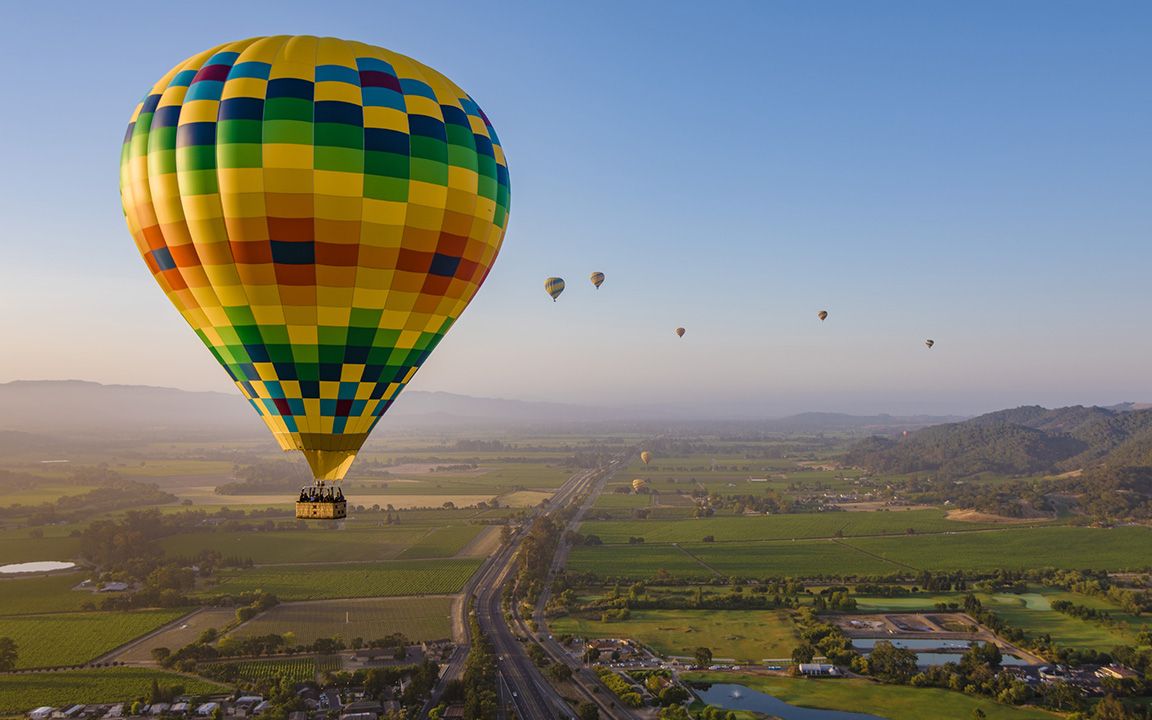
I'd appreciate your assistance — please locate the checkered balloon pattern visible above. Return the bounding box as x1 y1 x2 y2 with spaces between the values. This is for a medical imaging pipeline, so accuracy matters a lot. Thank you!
119 36 510 481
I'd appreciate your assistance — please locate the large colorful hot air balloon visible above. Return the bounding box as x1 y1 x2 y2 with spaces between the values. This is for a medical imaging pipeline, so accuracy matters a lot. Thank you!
590 271 605 289
545 277 565 301
120 36 511 500
631 478 649 493
640 451 652 465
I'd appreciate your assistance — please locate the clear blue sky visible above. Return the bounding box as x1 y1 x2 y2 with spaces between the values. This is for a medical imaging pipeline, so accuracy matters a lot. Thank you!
0 1 1149 415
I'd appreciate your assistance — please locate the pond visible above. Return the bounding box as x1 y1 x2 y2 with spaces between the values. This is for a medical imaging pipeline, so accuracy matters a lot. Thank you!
693 683 888 720
0 561 76 574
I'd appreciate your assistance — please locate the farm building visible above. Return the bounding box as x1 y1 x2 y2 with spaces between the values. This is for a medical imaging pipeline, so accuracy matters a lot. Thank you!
798 663 840 676
28 707 54 720
195 703 219 717
1096 664 1140 680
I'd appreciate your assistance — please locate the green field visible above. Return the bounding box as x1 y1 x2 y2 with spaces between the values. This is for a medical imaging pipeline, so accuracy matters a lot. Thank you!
395 525 485 559
160 527 435 564
233 596 454 644
0 535 84 564
580 510 1005 544
568 525 1152 579
204 656 342 684
201 559 480 600
0 609 189 669
551 609 798 662
0 668 230 713
0 573 93 615
683 673 1060 720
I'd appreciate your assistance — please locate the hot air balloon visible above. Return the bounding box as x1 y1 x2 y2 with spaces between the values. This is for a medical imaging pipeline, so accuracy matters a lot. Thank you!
675 327 686 338
640 451 652 466
120 36 511 519
590 271 605 289
545 277 565 301
631 478 649 494
925 339 935 349
818 310 828 322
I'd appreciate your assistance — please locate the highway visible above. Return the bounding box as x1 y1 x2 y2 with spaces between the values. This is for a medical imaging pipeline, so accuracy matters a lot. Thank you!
422 457 637 719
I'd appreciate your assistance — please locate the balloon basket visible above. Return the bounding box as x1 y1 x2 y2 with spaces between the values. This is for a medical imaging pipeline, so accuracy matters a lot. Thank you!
296 500 347 520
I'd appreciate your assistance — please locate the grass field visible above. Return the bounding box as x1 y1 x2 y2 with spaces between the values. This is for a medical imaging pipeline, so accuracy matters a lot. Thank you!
0 573 93 615
116 608 240 663
201 559 481 600
0 609 189 669
0 535 84 564
551 609 799 662
160 526 466 564
0 668 231 713
682 673 1060 720
580 510 1008 545
232 596 455 644
568 525 1152 580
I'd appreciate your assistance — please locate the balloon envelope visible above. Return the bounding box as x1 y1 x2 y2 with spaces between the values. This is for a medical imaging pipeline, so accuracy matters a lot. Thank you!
818 310 828 321
925 339 935 349
675 327 686 337
589 271 605 289
640 451 652 465
120 36 511 481
631 478 648 493
545 277 565 301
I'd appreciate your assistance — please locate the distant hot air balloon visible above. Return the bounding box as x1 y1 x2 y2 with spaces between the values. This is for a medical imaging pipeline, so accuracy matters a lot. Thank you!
631 478 649 493
640 451 652 466
119 36 511 518
545 277 565 301
925 339 935 349
590 272 605 289
675 327 686 338
902 430 910 438
818 310 828 322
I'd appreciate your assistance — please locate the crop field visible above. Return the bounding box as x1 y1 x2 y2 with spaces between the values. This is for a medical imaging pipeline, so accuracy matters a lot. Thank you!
682 673 1061 720
395 525 484 559
0 609 189 669
0 572 93 615
0 535 84 564
205 656 342 684
0 668 231 713
551 609 799 662
845 526 1152 573
233 596 454 644
160 527 434 564
116 607 241 663
579 510 1007 545
0 483 96 507
201 559 481 600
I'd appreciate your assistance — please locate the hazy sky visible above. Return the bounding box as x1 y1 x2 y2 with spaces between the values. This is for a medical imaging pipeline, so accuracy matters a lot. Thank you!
1 1 1149 416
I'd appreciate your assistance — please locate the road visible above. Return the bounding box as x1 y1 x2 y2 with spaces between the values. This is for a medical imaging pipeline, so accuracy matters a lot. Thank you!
423 458 637 719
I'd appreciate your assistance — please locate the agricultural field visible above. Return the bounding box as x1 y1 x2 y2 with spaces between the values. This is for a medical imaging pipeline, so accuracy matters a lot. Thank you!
579 510 1008 545
0 609 190 669
232 596 455 644
160 526 441 564
115 607 242 663
0 572 94 615
200 559 481 600
568 525 1152 580
204 656 342 684
0 668 230 714
682 673 1061 720
0 534 84 564
551 609 799 663
395 524 486 559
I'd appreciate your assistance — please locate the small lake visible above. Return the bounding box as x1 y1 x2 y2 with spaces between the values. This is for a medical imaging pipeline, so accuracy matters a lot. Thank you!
693 683 887 720
0 561 76 574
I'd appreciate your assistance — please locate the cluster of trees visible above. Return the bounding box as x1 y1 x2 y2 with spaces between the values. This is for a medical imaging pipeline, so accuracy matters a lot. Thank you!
593 666 643 707
790 607 857 665
10 466 177 524
458 603 497 720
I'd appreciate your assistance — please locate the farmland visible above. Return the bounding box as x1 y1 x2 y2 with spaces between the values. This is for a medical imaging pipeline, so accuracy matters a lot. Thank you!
203 656 342 685
115 608 241 663
0 668 230 713
231 596 455 644
568 525 1152 580
0 535 83 564
0 573 94 615
551 609 799 662
0 609 190 669
200 559 481 600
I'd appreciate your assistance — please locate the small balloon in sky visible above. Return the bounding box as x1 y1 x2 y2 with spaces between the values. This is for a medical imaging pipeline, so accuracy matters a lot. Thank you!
818 310 828 322
925 339 935 349
545 277 565 301
675 327 686 338
590 271 605 289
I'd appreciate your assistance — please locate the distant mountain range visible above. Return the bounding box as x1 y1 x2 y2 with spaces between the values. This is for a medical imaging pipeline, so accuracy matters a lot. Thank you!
0 380 964 440
846 404 1152 478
